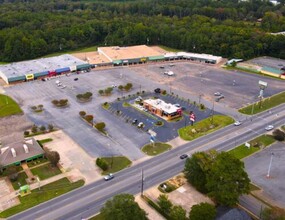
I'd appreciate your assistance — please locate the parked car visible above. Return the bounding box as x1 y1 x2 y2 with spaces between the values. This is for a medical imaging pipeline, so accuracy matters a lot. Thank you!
180 154 188 159
74 78 78 81
132 119 138 124
234 121 241 126
265 125 274 131
104 173 114 181
138 122 144 128
214 92 222 96
154 88 161 93
174 103 181 108
164 71 174 76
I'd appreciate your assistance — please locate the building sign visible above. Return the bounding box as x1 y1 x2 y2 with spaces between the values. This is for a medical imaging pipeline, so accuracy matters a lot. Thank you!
140 58 147 62
25 74 34 80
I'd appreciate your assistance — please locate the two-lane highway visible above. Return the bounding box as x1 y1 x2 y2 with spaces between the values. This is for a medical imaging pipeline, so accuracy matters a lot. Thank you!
9 104 285 220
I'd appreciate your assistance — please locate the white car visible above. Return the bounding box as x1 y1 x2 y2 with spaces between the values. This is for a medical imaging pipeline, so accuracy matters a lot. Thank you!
214 92 222 96
164 71 174 76
104 173 114 181
265 125 274 131
234 121 241 126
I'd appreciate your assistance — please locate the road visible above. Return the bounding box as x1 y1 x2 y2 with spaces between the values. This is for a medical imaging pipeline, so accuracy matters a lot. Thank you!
9 104 285 220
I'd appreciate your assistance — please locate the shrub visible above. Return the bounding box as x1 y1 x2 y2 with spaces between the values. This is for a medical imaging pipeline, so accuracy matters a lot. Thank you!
76 94 83 99
118 85 124 90
273 129 285 141
48 124 54 132
162 90 167 95
104 102 108 106
31 125 38 133
96 158 108 171
84 115 94 123
142 90 145 94
156 121 163 126
79 111 86 117
59 99 68 105
38 104 43 109
98 90 104 95
24 130 30 136
95 122 106 131
105 87 113 94
39 125 46 132
31 106 37 110
84 92 92 98
200 103 205 110
52 100 59 105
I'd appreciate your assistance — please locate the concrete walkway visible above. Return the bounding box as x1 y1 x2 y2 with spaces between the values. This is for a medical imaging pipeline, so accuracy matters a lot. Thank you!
21 162 34 179
0 169 83 210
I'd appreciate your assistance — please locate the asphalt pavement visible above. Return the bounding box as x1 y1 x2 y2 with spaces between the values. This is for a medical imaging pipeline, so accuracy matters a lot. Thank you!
8 104 285 220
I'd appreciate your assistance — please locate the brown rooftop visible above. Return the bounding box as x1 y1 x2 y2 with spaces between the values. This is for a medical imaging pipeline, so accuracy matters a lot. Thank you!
98 45 163 61
71 51 111 64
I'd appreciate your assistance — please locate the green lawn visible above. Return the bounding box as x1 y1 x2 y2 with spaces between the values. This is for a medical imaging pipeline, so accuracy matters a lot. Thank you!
27 158 49 168
38 138 53 144
11 172 28 190
100 156 132 175
178 115 234 141
0 178 84 218
239 91 285 115
0 166 23 177
228 135 276 159
31 163 61 180
0 61 8 65
142 142 172 156
0 94 23 117
89 213 105 220
42 46 97 58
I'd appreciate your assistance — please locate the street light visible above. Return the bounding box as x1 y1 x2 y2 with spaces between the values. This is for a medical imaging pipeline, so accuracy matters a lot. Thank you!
141 168 144 196
267 152 274 178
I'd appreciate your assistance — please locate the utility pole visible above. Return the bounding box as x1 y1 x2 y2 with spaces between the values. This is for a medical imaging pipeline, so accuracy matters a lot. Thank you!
141 168 144 196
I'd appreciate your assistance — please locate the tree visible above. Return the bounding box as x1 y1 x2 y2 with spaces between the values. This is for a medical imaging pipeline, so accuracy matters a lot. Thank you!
45 150 60 167
24 130 30 136
118 85 124 91
189 202 216 220
48 124 54 132
206 152 250 206
31 125 38 133
95 122 106 131
101 194 147 220
98 89 104 95
157 194 173 214
79 111 86 117
39 125 46 132
169 205 187 220
84 115 94 123
96 158 108 171
184 151 215 193
272 129 285 141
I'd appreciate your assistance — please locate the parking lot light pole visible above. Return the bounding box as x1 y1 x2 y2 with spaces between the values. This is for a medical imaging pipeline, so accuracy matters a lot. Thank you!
267 152 274 178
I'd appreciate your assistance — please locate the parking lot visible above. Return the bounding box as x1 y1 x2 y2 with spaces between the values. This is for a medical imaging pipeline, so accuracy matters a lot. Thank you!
4 61 284 160
109 92 220 142
244 142 285 208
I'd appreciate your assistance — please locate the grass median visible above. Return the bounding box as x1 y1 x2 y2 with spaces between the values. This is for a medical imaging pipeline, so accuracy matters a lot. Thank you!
239 91 285 115
0 94 22 117
228 134 276 160
142 142 172 156
0 178 84 218
178 115 234 141
100 156 132 175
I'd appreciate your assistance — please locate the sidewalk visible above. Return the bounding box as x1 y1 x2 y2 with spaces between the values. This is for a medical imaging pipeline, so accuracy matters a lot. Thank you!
0 169 83 211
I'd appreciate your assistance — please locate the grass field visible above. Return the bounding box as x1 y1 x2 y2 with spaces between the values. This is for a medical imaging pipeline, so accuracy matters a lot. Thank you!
100 156 132 175
0 94 22 117
239 91 285 115
142 142 172 156
178 115 234 141
31 163 61 180
228 135 275 159
0 178 84 218
89 213 104 220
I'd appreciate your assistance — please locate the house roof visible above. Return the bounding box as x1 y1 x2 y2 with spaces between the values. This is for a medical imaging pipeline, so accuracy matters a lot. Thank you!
144 98 180 114
216 207 251 220
0 138 44 167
